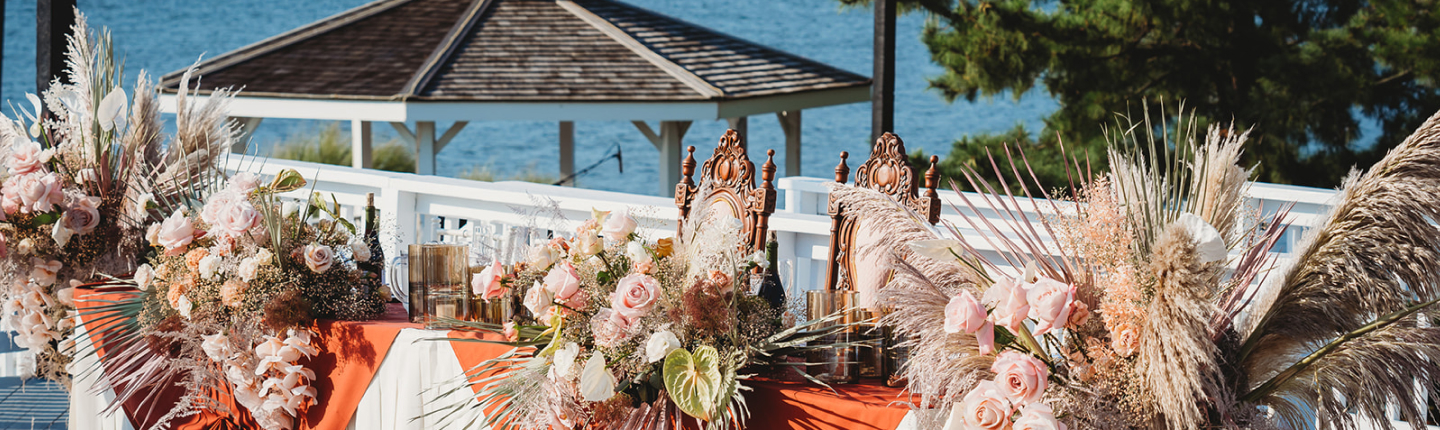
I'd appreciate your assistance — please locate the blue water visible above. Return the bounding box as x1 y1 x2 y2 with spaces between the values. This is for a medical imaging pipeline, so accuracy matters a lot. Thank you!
1 0 1058 195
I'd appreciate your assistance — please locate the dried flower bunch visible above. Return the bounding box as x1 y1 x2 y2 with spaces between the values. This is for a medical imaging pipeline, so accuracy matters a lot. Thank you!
851 105 1440 430
82 168 388 430
440 203 849 430
0 12 237 385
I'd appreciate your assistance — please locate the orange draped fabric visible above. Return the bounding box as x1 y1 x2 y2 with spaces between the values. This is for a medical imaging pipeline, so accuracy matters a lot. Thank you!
75 289 414 430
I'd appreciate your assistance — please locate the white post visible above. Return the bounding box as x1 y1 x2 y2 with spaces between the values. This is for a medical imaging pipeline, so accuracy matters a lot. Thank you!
559 121 575 185
726 116 748 149
777 110 801 177
416 121 437 175
656 120 692 196
351 119 372 169
230 117 263 154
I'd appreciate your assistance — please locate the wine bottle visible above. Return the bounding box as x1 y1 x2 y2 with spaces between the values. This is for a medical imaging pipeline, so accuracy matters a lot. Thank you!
757 231 785 310
360 193 388 288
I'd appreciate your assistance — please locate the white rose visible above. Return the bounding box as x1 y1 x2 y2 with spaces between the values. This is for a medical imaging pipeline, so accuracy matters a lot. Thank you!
238 257 260 282
574 233 602 257
351 242 371 261
177 295 193 319
645 330 681 363
528 245 559 270
552 342 580 380
626 241 653 267
255 248 274 265
199 254 222 280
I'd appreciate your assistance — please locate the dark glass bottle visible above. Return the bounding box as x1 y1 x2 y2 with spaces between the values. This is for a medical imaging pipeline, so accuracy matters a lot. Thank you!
758 231 785 310
360 193 388 288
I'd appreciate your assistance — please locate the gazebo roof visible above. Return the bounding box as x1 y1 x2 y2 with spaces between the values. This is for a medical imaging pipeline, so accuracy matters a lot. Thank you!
159 0 870 121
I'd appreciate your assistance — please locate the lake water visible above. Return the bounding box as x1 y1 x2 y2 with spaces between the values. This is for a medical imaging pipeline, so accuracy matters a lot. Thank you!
0 0 1058 195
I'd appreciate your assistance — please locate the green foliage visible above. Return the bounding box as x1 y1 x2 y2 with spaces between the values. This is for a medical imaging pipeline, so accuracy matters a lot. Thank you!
845 0 1440 188
270 122 417 174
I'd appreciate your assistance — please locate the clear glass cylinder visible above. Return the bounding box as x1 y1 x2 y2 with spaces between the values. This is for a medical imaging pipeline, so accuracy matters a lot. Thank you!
806 290 859 384
423 244 471 328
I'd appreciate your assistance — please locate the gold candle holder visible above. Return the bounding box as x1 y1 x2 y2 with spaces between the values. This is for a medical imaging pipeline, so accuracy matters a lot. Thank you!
806 290 859 384
857 309 886 380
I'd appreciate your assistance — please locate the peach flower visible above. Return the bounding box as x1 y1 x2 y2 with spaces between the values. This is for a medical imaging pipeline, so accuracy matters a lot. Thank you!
957 380 1013 430
167 274 194 311
991 351 1049 406
1067 301 1090 328
158 210 195 255
543 262 582 308
221 279 247 308
610 273 661 319
473 260 507 301
945 290 987 334
302 244 334 274
1012 403 1066 430
983 276 1030 333
1111 322 1140 357
1026 277 1076 336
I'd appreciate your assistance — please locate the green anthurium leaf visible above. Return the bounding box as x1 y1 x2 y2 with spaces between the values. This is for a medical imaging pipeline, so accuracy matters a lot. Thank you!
663 346 721 421
267 169 307 193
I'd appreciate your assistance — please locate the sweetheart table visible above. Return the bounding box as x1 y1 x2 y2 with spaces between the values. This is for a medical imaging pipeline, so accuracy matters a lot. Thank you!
69 289 929 430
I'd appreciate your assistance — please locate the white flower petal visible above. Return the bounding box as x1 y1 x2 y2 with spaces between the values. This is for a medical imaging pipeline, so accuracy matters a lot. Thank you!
553 342 580 378
579 354 617 402
1176 213 1227 263
97 86 127 132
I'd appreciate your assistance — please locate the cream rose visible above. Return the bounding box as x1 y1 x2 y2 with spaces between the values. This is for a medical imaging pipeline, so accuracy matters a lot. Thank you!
351 242 371 262
157 210 195 255
64 195 102 235
945 290 987 334
238 257 260 282
523 281 554 320
16 172 63 213
302 244 334 274
1026 277 1076 336
528 245 560 270
573 232 602 257
991 351 1050 406
543 262 582 307
473 260 507 301
611 273 661 319
202 333 230 363
955 380 1013 430
134 264 154 289
645 329 681 363
1111 322 1140 357
1012 403 1067 430
601 208 638 241
983 276 1031 333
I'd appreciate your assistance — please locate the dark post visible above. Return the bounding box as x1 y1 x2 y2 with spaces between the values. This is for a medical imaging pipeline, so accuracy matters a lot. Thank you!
37 0 78 96
871 0 896 145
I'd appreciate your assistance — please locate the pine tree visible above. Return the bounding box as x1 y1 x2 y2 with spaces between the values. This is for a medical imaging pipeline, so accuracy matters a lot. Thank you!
854 0 1440 188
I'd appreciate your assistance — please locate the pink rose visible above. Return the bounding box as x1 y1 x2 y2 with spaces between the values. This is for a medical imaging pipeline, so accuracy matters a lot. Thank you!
302 244 334 273
600 208 638 241
991 351 1049 406
945 290 987 334
502 322 518 342
591 307 635 348
7 138 51 175
15 172 63 213
473 260 507 301
524 282 554 319
958 380 1013 430
1 177 20 215
63 195 102 235
543 262 582 305
157 210 195 255
1026 277 1076 336
1012 403 1067 430
200 190 242 229
611 273 661 319
976 320 996 355
227 172 260 195
983 277 1031 333
209 198 261 240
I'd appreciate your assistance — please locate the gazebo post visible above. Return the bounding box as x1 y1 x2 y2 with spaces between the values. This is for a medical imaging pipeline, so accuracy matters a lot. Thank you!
559 121 575 186
726 116 748 149
351 119 373 169
415 121 437 175
637 120 693 196
777 110 801 177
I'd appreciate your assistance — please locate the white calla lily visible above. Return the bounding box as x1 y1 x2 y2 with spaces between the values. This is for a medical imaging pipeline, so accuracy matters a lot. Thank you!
97 86 128 132
908 239 966 262
553 342 580 378
579 353 617 402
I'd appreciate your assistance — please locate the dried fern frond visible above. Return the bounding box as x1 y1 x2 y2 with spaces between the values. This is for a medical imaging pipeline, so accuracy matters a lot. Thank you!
1238 110 1440 430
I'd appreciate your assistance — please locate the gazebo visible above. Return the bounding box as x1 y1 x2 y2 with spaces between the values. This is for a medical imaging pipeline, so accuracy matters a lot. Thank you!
157 0 870 195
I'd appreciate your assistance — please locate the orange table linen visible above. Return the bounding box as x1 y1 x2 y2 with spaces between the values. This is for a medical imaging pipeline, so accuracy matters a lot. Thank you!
736 379 914 430
446 329 520 395
76 289 416 430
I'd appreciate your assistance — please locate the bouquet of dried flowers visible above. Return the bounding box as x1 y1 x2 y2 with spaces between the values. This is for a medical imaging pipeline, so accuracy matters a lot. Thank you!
82 168 388 430
844 105 1440 430
438 204 852 429
0 12 237 385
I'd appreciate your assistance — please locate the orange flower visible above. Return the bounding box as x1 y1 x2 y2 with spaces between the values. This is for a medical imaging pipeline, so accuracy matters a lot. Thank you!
185 248 210 275
221 279 247 308
167 273 195 310
654 238 674 258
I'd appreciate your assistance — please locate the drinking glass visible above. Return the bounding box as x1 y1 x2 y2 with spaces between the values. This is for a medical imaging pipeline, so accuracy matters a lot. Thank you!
806 290 859 384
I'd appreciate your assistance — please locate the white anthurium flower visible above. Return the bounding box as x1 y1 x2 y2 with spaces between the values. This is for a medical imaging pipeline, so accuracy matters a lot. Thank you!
51 220 74 248
24 93 42 122
908 239 966 262
579 353 617 402
97 86 128 132
645 330 681 363
55 89 84 118
553 342 580 379
1176 213 1227 263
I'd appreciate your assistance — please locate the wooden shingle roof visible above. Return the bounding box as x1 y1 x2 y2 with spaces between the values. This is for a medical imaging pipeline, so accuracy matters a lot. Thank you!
160 0 869 103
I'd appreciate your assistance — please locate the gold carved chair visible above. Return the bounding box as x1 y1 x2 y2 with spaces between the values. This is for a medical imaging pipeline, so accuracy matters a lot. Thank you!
675 129 778 254
825 132 941 298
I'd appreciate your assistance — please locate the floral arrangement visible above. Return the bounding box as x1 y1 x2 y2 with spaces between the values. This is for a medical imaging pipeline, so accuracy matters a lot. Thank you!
442 205 846 429
843 107 1440 430
83 168 388 430
0 13 237 384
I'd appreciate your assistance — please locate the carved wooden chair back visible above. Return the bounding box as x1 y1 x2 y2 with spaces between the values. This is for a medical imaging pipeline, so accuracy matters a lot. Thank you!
825 132 941 293
675 129 778 254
